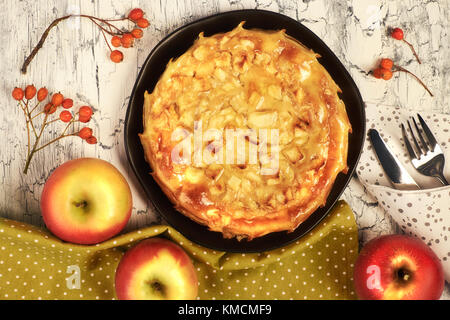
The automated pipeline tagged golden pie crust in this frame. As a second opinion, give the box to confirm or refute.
[140,23,351,240]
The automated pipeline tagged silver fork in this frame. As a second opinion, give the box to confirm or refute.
[401,114,449,186]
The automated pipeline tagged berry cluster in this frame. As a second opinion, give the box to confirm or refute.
[12,86,97,174]
[372,28,432,97]
[107,8,150,63]
[21,8,150,73]
[373,58,394,80]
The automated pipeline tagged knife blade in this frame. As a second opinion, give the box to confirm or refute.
[368,129,420,190]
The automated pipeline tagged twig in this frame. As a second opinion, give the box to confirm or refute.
[29,101,41,115]
[99,26,113,52]
[403,39,421,64]
[393,65,433,97]
[18,102,31,157]
[21,13,128,74]
[44,118,60,126]
[87,16,117,37]
[23,113,48,174]
[61,118,75,137]
[21,15,72,74]
[23,100,38,139]
[102,17,131,22]
[83,15,125,35]
[31,110,45,120]
[34,133,77,153]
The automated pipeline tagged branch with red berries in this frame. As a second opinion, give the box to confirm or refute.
[372,58,433,97]
[12,86,97,174]
[21,8,149,73]
[371,27,432,97]
[390,27,421,64]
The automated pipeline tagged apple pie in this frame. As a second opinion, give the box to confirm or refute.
[140,23,351,240]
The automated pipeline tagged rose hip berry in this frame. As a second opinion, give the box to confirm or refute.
[391,28,404,40]
[79,106,93,123]
[25,85,37,100]
[128,8,144,22]
[51,93,64,106]
[380,58,394,70]
[78,127,93,140]
[136,18,149,28]
[111,36,122,48]
[86,136,98,145]
[62,98,74,109]
[12,87,24,101]
[79,106,93,118]
[372,65,392,81]
[110,50,124,63]
[44,103,57,114]
[372,68,383,79]
[59,110,73,123]
[37,87,48,102]
[131,28,143,39]
[380,68,393,80]
[121,33,134,48]
[79,115,91,123]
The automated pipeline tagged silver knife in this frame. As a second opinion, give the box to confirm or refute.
[368,129,420,190]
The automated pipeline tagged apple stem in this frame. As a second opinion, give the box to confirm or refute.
[74,200,88,209]
[397,268,412,283]
[150,281,165,296]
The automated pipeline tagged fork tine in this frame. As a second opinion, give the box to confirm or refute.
[401,123,417,159]
[417,114,437,150]
[407,120,423,156]
[412,117,429,152]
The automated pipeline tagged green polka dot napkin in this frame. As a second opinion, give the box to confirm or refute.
[0,200,358,300]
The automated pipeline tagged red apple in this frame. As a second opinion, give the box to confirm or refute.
[41,158,132,244]
[354,234,444,300]
[115,238,198,300]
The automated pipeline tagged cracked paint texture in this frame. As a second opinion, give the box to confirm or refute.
[0,0,448,298]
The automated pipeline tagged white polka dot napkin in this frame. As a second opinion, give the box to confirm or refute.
[358,103,450,281]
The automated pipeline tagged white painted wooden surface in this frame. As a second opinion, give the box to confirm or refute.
[1,0,448,298]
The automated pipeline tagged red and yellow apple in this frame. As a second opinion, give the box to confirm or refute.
[115,238,198,300]
[41,158,132,244]
[353,234,444,300]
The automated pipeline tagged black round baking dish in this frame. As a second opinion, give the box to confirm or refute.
[124,9,365,252]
